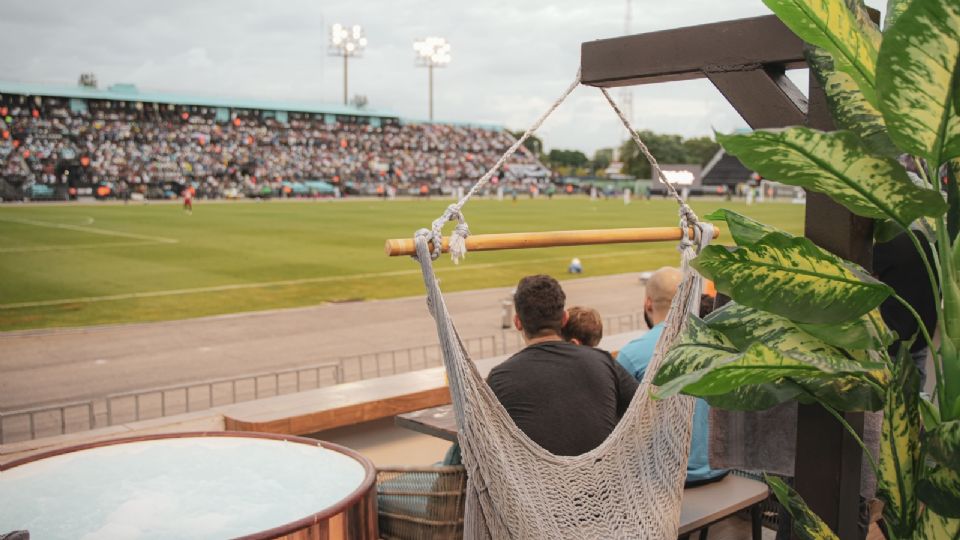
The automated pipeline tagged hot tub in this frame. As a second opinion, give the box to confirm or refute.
[0,432,377,539]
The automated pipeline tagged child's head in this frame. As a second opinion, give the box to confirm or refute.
[562,306,603,347]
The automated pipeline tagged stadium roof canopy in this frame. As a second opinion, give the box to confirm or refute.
[699,148,752,186]
[0,80,399,119]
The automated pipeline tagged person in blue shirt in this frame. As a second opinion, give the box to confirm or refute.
[617,266,728,487]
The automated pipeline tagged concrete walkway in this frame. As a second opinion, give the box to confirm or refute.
[1,272,648,409]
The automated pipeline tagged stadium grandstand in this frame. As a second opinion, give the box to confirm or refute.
[0,81,550,201]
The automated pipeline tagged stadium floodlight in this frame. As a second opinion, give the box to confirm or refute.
[413,37,451,122]
[329,23,368,105]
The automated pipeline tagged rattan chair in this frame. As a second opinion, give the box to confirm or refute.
[376,465,467,540]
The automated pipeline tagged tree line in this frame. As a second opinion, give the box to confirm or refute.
[510,130,719,178]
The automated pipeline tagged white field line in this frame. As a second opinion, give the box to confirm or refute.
[0,248,666,309]
[0,216,179,244]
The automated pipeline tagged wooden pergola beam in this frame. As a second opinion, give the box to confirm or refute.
[581,15,805,87]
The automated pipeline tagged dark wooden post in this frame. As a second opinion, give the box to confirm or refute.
[794,61,872,540]
[581,14,873,537]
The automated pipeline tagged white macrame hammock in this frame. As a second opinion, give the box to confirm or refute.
[411,71,715,539]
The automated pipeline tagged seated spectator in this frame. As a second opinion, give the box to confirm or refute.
[487,275,637,456]
[561,306,603,347]
[617,267,727,486]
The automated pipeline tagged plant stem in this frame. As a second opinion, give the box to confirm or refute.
[811,392,881,478]
[898,162,949,410]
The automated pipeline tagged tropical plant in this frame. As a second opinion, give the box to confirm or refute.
[652,0,960,538]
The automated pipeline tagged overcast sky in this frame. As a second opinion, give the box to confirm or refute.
[0,0,884,155]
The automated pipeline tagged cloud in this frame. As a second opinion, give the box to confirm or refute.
[0,0,884,155]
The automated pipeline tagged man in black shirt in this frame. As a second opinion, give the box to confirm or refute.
[487,275,639,456]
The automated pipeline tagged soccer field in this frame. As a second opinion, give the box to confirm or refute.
[0,198,805,331]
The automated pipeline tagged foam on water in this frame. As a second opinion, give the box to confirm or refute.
[0,437,366,539]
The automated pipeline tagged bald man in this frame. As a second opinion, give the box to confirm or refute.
[616,266,728,486]
[616,266,681,379]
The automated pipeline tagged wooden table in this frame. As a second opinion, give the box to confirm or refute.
[396,404,769,539]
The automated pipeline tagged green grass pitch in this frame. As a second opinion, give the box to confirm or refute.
[0,197,805,331]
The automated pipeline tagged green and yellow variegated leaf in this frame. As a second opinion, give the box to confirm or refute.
[806,46,898,157]
[656,341,845,399]
[803,374,885,411]
[918,467,960,518]
[703,208,784,246]
[915,509,960,540]
[654,316,739,385]
[762,0,879,107]
[877,0,960,168]
[654,307,878,401]
[655,309,882,410]
[705,303,882,369]
[879,352,921,538]
[883,0,910,30]
[692,232,892,324]
[765,475,840,540]
[796,309,894,350]
[927,420,960,469]
[717,128,947,226]
[701,382,805,411]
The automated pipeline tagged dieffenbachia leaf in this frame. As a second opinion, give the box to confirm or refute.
[804,375,885,411]
[918,467,960,519]
[653,307,882,407]
[883,0,909,30]
[692,232,893,324]
[762,0,880,107]
[700,382,805,411]
[806,45,898,158]
[915,509,960,539]
[877,0,960,168]
[765,475,840,540]
[703,208,783,246]
[927,420,960,470]
[879,350,921,538]
[796,309,894,350]
[717,128,947,227]
[653,318,803,409]
[705,303,881,369]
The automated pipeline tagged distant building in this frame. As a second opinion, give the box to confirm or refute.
[699,149,751,189]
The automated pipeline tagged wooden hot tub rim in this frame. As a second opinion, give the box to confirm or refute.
[0,430,377,540]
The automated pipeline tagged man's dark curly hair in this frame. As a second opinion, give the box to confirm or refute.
[514,274,566,338]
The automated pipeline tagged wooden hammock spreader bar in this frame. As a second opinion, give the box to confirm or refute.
[384,226,719,257]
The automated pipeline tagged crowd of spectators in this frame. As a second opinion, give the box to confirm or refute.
[0,94,549,198]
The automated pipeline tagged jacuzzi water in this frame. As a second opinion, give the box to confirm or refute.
[0,436,367,539]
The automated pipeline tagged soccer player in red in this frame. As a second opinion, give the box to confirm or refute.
[183,187,193,214]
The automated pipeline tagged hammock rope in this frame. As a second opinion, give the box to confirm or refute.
[408,72,716,539]
[425,70,702,265]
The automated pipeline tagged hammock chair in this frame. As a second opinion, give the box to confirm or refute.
[388,71,717,539]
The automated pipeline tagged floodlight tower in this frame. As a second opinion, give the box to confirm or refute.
[329,23,368,105]
[414,37,452,122]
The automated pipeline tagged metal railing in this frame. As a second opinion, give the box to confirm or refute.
[104,361,342,425]
[0,313,647,444]
[1,399,97,444]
